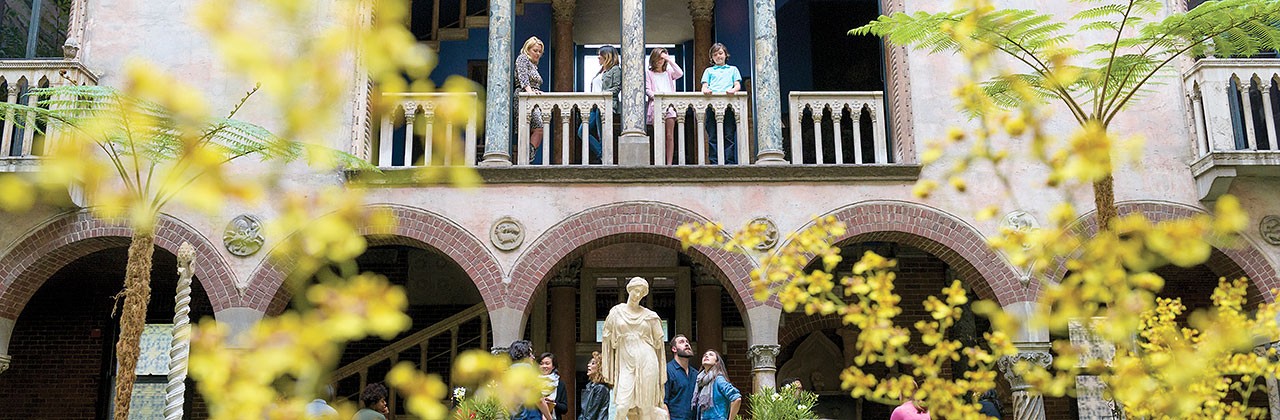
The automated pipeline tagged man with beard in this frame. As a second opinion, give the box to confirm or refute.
[663,334,699,420]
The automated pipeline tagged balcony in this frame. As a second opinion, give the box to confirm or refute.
[354,89,920,185]
[0,60,98,173]
[1183,58,1280,201]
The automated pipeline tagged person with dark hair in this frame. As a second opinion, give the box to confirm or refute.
[537,352,569,420]
[579,351,612,420]
[664,334,698,420]
[977,389,1002,419]
[353,383,389,420]
[508,340,543,420]
[691,350,739,420]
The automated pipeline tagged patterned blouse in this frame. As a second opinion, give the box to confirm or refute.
[515,53,544,129]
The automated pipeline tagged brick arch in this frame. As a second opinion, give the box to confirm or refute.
[506,201,766,315]
[248,204,504,315]
[0,211,239,318]
[1046,200,1280,302]
[796,200,1026,305]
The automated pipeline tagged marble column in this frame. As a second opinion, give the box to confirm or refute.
[748,344,780,392]
[749,0,784,163]
[688,0,714,85]
[997,344,1053,420]
[550,281,577,420]
[552,0,576,93]
[1255,342,1280,420]
[617,0,649,165]
[481,0,517,166]
[695,283,723,354]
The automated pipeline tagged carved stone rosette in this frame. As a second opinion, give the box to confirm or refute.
[491,216,526,251]
[1260,215,1280,246]
[223,214,265,257]
[0,354,10,375]
[749,217,779,251]
[998,350,1053,420]
[688,0,714,22]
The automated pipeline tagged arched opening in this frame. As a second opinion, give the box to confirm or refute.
[523,238,750,420]
[0,246,215,418]
[777,241,997,420]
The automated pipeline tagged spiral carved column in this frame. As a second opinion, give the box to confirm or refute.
[164,242,195,420]
[997,346,1052,420]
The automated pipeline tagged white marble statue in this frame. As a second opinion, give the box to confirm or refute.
[601,277,668,420]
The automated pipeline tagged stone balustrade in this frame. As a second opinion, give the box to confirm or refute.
[376,92,479,167]
[652,92,750,165]
[1181,59,1280,201]
[516,92,615,165]
[788,91,888,165]
[0,60,96,168]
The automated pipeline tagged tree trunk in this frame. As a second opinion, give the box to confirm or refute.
[114,229,156,420]
[1093,174,1118,231]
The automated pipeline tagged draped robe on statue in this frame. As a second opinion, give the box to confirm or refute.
[601,302,667,419]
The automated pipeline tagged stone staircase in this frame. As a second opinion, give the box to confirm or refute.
[421,0,547,50]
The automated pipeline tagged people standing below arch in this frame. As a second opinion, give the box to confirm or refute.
[579,351,612,420]
[690,350,740,420]
[646,47,684,165]
[515,36,547,164]
[663,334,698,420]
[582,45,620,163]
[537,352,569,420]
[699,43,741,165]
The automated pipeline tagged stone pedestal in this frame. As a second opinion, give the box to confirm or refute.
[482,0,516,166]
[748,344,780,392]
[997,344,1053,420]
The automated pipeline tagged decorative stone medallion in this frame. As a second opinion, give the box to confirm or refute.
[1260,215,1280,246]
[223,214,265,257]
[1000,210,1040,249]
[749,217,779,252]
[491,216,525,251]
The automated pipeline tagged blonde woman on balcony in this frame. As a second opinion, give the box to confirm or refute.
[580,45,619,163]
[646,48,683,165]
[516,36,546,164]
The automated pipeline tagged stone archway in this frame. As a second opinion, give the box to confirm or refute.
[0,211,238,318]
[248,204,504,316]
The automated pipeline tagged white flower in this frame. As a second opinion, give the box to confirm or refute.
[798,404,809,411]
[771,393,782,401]
[453,387,467,399]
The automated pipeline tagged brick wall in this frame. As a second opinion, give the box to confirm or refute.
[0,247,213,419]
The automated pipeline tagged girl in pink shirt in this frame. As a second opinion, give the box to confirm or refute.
[890,378,931,420]
[645,48,683,165]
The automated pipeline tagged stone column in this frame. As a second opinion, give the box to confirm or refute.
[748,344,780,392]
[997,344,1053,420]
[617,0,649,165]
[482,0,517,166]
[1255,342,1280,420]
[688,0,714,85]
[749,0,784,164]
[549,281,577,420]
[695,282,723,353]
[552,0,576,93]
[488,307,526,354]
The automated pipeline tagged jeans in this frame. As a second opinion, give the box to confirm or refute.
[580,109,605,162]
[705,107,737,164]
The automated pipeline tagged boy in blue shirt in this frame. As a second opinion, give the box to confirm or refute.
[700,43,742,165]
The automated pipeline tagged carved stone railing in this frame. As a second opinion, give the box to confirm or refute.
[0,60,97,169]
[651,92,750,165]
[517,92,614,165]
[1182,59,1280,200]
[375,92,479,167]
[787,91,888,165]
[329,303,489,415]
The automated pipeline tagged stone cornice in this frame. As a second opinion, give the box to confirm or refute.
[350,164,921,186]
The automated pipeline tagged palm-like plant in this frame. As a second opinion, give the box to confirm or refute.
[0,82,370,419]
[854,0,1280,227]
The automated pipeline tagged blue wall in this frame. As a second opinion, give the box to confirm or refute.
[776,0,813,108]
[429,3,554,88]
[714,0,752,81]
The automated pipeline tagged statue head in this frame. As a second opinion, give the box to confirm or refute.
[626,277,649,302]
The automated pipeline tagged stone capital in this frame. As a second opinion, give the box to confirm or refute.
[747,344,781,370]
[688,0,714,22]
[551,0,576,22]
[998,349,1053,391]
[0,354,10,375]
